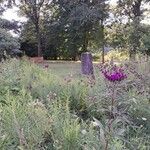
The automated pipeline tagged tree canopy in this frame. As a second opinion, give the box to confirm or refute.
[1,0,150,61]
[0,0,20,60]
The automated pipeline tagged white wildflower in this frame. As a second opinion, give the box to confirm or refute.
[92,121,99,127]
[81,129,87,135]
[142,117,147,121]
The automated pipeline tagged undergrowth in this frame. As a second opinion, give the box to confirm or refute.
[0,58,149,149]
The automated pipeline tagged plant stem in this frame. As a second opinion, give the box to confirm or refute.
[105,83,116,150]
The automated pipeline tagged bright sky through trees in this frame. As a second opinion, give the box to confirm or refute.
[1,0,116,22]
[1,0,150,24]
[2,6,27,22]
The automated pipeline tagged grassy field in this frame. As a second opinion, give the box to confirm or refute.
[41,61,82,76]
[0,58,150,150]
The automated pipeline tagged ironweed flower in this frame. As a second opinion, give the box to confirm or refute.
[101,65,127,82]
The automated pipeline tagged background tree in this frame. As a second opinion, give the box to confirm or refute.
[6,0,150,61]
[20,0,109,60]
[0,28,19,60]
[141,24,150,56]
[50,0,109,60]
[18,0,51,57]
[0,0,20,60]
[20,20,38,56]
[117,0,150,60]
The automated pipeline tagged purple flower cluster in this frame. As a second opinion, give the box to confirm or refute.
[102,66,127,82]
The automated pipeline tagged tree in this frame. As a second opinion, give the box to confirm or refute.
[0,18,19,32]
[117,0,150,60]
[20,0,109,60]
[0,0,16,14]
[18,0,51,56]
[0,0,20,60]
[20,20,38,56]
[51,0,109,61]
[106,23,130,49]
[141,24,150,56]
[0,28,19,61]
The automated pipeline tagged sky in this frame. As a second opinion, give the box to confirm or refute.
[2,6,27,22]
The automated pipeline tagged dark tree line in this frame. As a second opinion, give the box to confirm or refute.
[19,0,109,60]
[1,0,150,61]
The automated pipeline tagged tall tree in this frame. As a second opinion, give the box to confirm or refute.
[117,0,150,60]
[0,0,20,60]
[18,0,51,56]
[52,0,109,61]
[141,24,150,56]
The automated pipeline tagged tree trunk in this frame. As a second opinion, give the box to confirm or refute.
[54,53,57,60]
[100,10,105,63]
[101,23,105,63]
[129,0,142,61]
[37,34,42,57]
[82,29,89,52]
[35,24,42,57]
[129,19,140,61]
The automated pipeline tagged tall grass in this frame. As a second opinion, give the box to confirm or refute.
[0,58,150,149]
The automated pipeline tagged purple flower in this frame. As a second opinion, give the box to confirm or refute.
[102,66,127,82]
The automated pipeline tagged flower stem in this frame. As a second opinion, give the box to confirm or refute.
[105,83,116,150]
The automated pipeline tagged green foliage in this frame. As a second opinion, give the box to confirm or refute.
[59,82,88,118]
[0,2,20,61]
[49,100,81,150]
[0,89,52,149]
[0,1,20,61]
[113,0,150,59]
[106,23,130,49]
[20,0,109,59]
[0,58,62,99]
[105,49,129,61]
[0,28,19,60]
[0,58,150,149]
[0,59,103,149]
[141,25,150,55]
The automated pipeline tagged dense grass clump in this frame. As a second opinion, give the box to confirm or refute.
[0,58,150,149]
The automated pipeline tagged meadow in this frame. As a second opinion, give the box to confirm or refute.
[0,58,150,150]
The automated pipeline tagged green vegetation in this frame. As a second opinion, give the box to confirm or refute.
[1,0,150,61]
[0,0,150,149]
[0,58,149,149]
